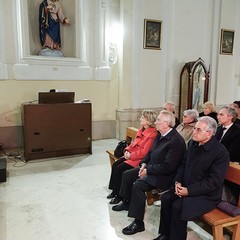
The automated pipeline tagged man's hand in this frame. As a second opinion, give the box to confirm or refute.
[138,166,147,178]
[175,182,188,197]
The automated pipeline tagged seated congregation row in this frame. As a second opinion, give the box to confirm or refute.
[107,101,240,240]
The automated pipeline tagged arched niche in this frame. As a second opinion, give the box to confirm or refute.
[14,0,112,80]
[179,58,209,119]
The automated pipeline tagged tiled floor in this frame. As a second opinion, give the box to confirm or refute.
[0,139,230,240]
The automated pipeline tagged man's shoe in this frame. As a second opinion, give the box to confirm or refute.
[122,220,145,235]
[112,201,129,211]
[153,234,168,240]
[107,192,115,199]
[109,195,122,204]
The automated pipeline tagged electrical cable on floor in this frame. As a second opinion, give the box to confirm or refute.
[1,146,27,167]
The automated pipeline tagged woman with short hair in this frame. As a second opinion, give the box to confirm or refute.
[176,109,199,145]
[107,110,158,204]
[199,101,218,123]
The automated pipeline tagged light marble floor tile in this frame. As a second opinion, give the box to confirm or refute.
[0,139,231,240]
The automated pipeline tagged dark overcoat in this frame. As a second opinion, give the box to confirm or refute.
[215,124,240,162]
[175,137,229,220]
[140,129,186,191]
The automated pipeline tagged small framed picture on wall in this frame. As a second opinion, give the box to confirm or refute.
[220,29,234,55]
[143,19,162,50]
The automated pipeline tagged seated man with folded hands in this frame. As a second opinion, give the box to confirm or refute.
[111,110,186,236]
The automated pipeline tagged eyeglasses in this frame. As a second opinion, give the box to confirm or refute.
[193,127,209,133]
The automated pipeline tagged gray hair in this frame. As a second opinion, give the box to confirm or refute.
[197,116,218,135]
[159,110,176,128]
[219,106,238,122]
[163,101,176,113]
[142,110,158,127]
[183,109,199,122]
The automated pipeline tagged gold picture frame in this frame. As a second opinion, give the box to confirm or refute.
[220,29,234,55]
[143,19,162,50]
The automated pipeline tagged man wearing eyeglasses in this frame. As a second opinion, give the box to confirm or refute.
[154,116,229,240]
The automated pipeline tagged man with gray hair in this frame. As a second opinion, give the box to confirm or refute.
[163,101,180,127]
[216,106,240,205]
[112,110,186,235]
[216,106,240,163]
[154,116,229,240]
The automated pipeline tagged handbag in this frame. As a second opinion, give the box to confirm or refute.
[114,140,128,158]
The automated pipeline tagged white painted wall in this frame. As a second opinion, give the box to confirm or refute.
[0,0,240,146]
[216,0,240,104]
[131,0,240,108]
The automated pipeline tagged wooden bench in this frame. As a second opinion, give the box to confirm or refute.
[106,127,138,166]
[146,189,168,206]
[201,162,240,240]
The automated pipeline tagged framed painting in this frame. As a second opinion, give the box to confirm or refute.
[220,29,234,55]
[143,19,162,50]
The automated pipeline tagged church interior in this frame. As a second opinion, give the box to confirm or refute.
[0,0,240,239]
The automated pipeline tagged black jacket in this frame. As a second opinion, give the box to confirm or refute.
[140,129,186,190]
[199,111,218,123]
[215,124,240,162]
[174,138,229,220]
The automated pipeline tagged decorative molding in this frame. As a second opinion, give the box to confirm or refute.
[0,64,8,80]
[95,0,108,67]
[94,0,112,80]
[95,66,111,81]
[14,63,92,81]
[14,0,111,80]
[0,2,8,79]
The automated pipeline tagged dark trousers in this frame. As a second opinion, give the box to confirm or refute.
[128,178,155,220]
[225,179,240,203]
[119,167,140,201]
[108,158,133,195]
[159,190,188,240]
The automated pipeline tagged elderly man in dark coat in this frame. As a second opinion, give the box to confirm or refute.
[216,106,240,163]
[112,110,186,235]
[154,116,229,240]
